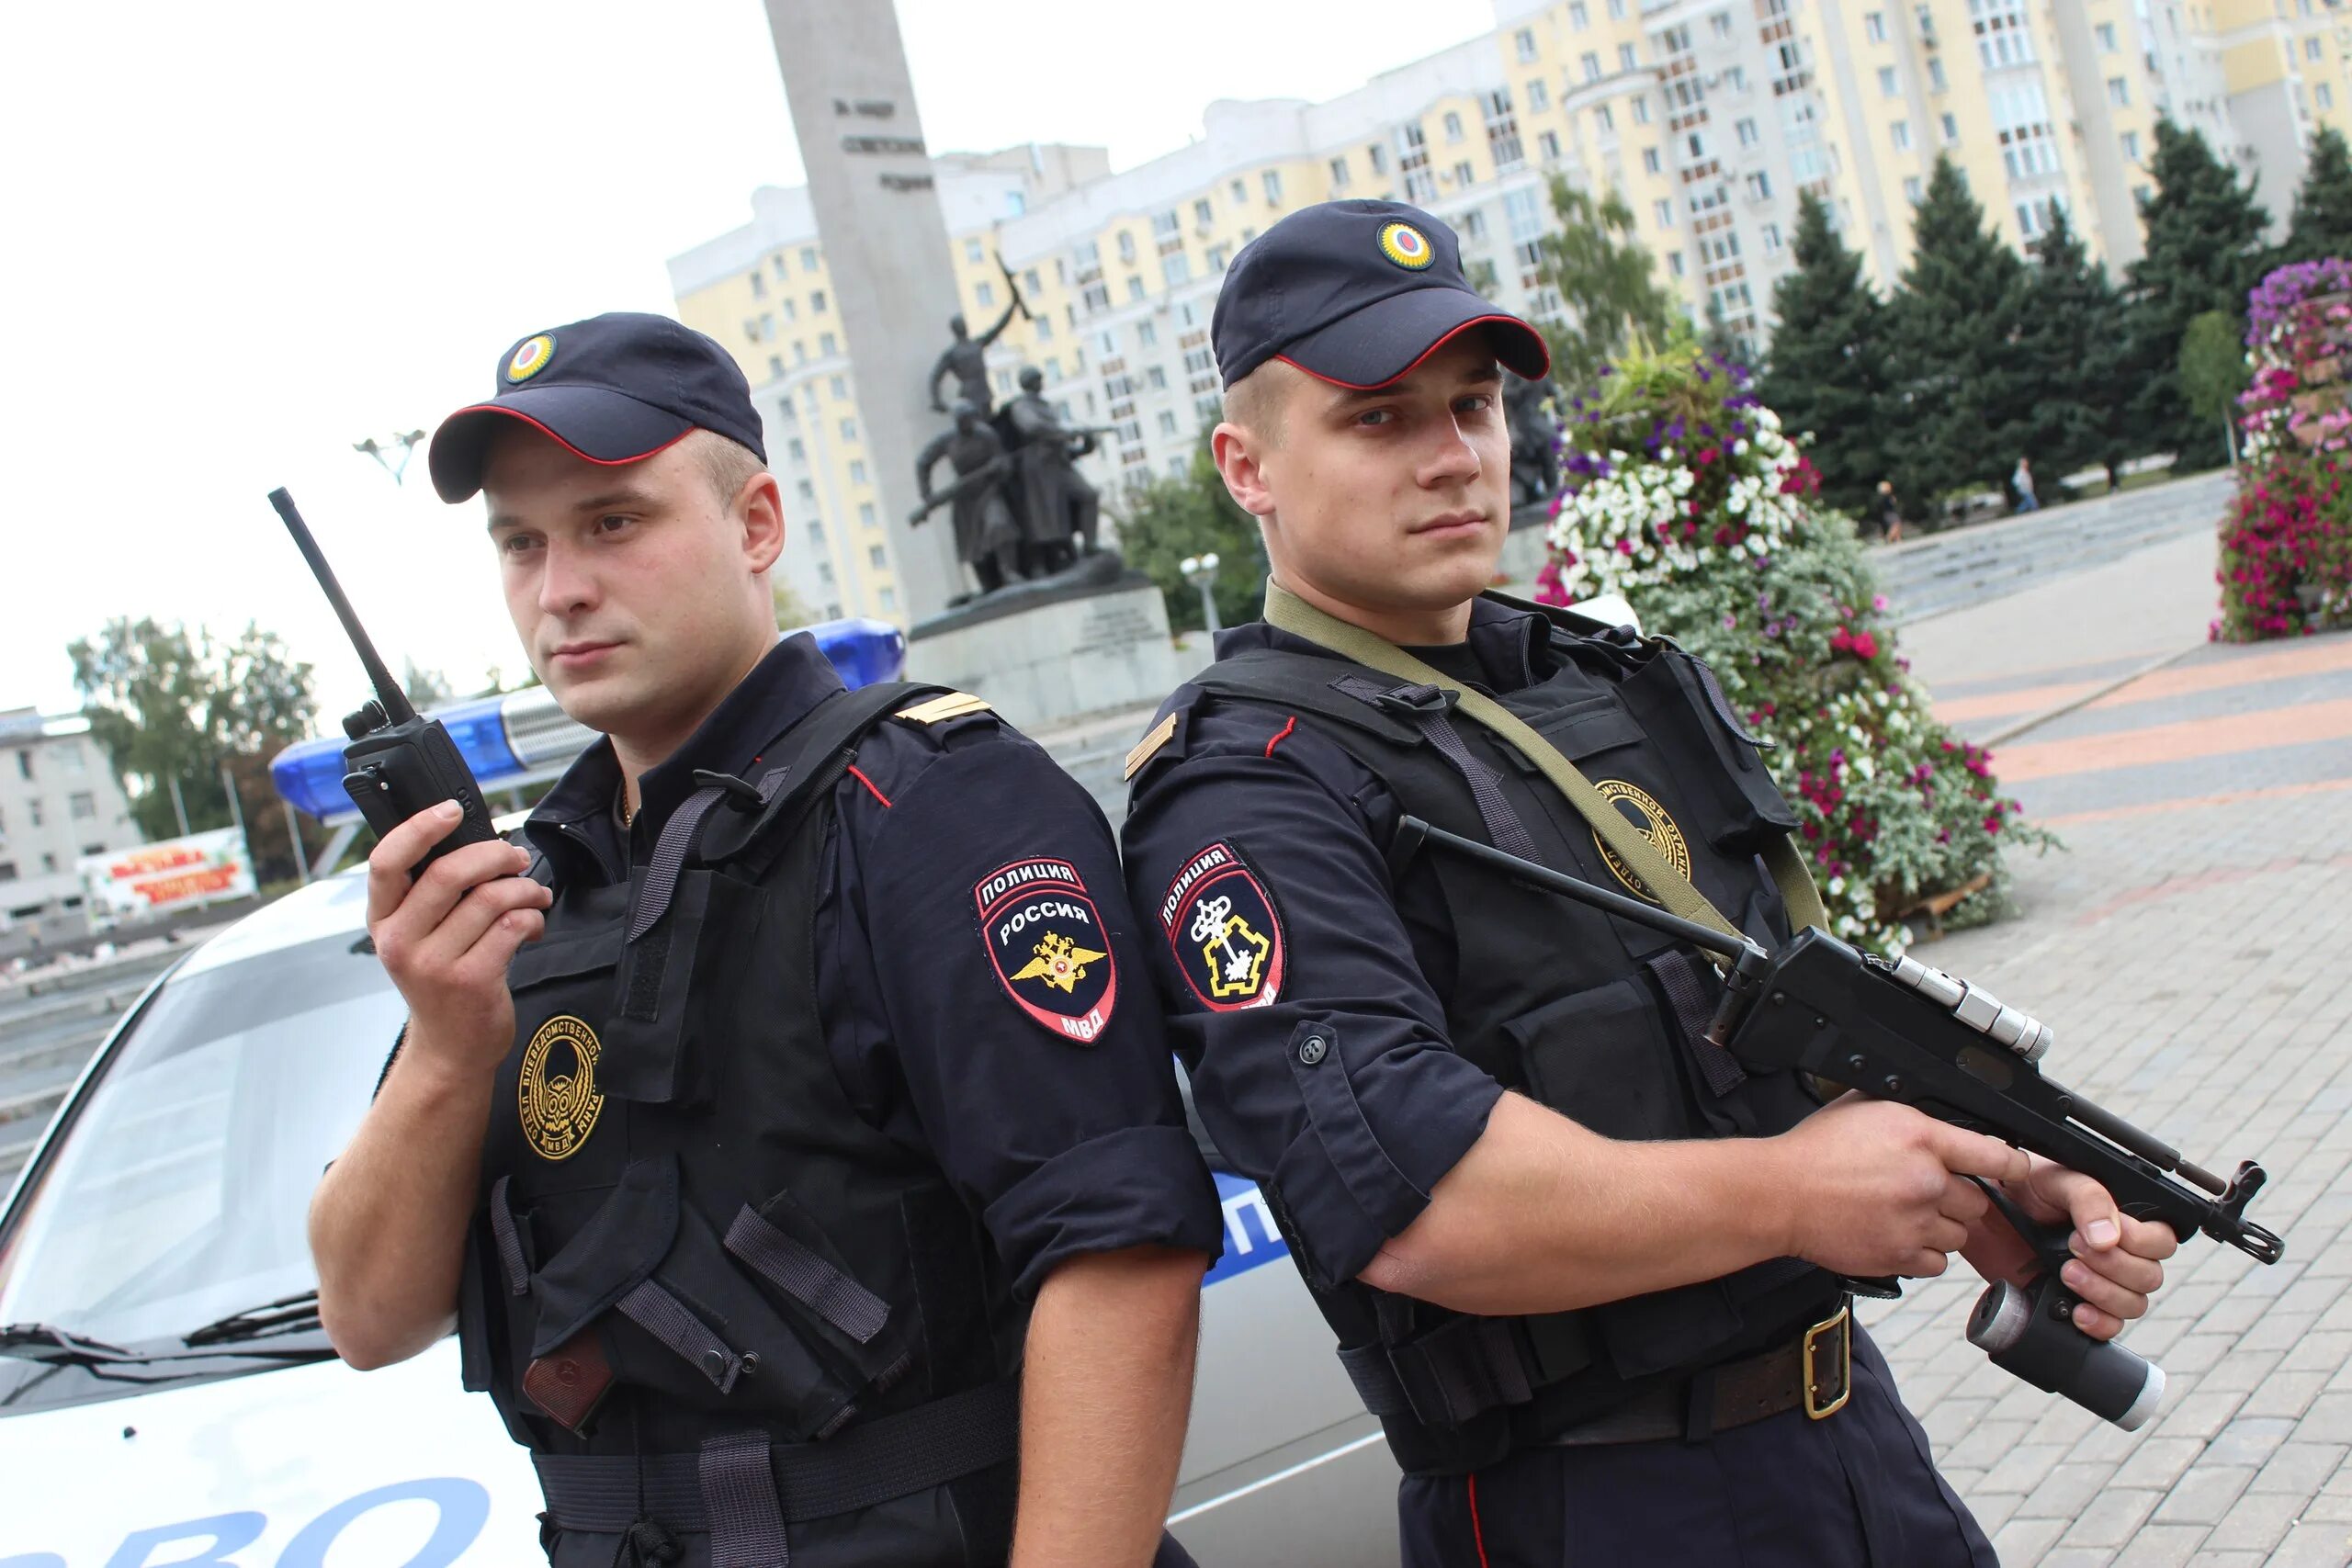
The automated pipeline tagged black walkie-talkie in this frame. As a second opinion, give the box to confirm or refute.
[269,487,502,870]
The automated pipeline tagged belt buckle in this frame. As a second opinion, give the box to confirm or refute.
[1802,1303,1851,1420]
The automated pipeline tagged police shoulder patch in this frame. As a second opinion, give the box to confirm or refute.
[1159,840,1285,1011]
[974,858,1118,1044]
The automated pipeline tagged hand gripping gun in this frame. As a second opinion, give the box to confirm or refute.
[1392,816,2285,1430]
[269,488,501,872]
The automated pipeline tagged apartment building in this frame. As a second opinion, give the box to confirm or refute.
[0,709,141,947]
[674,0,2352,627]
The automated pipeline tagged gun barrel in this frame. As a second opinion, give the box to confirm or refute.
[268,489,416,726]
[2052,1086,2227,1195]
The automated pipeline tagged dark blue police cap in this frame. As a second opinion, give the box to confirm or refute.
[428,311,765,503]
[1212,199,1550,390]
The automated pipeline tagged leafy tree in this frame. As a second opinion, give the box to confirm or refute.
[2179,309,2252,463]
[1882,155,2034,516]
[1111,437,1265,634]
[1759,190,1891,516]
[67,617,317,880]
[1531,177,1682,389]
[2011,203,2132,490]
[401,658,454,711]
[2122,118,2274,468]
[2282,126,2352,267]
[772,580,820,630]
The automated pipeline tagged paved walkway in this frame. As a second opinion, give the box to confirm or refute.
[1871,530,2352,1566]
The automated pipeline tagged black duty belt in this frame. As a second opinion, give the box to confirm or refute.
[532,1379,1018,1536]
[1545,1301,1852,1447]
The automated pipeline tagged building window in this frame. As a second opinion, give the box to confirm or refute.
[1866,10,1886,40]
[1262,169,1284,204]
[2096,21,2118,50]
[1127,276,1148,302]
[1444,111,1464,141]
[2121,129,2141,160]
[868,545,888,570]
[1117,231,1137,264]
[1762,221,1783,252]
[797,479,816,503]
[1711,11,1733,37]
[1942,112,1961,143]
[800,245,819,272]
[1632,96,1652,125]
[975,280,996,310]
[1329,155,1351,187]
[2321,83,2336,110]
[1973,0,2035,69]
[1745,170,1772,199]
[1736,117,1759,147]
[749,271,766,298]
[820,332,838,355]
[1879,65,1899,96]
[841,418,858,442]
[849,459,867,484]
[1655,197,1676,227]
[1619,43,1639,70]
[767,354,785,379]
[1453,159,1476,186]
[1035,314,1054,341]
[69,791,96,819]
[2108,75,2130,107]
[1539,129,1562,161]
[855,502,878,528]
[1892,118,1912,151]
[1905,175,1924,202]
[1515,25,1539,60]
[2308,36,2324,62]
[1667,252,1685,276]
[1528,79,1551,113]
[15,751,29,780]
[1928,56,1948,90]
[1369,142,1389,174]
[1598,104,1616,134]
[877,588,897,614]
[1643,146,1663,173]
[1582,51,1603,81]
[1136,320,1159,347]
[965,238,984,265]
[1230,178,1248,204]
[1162,252,1192,287]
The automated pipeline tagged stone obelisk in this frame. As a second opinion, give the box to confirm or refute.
[763,0,967,621]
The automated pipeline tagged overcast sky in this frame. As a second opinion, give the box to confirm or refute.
[2,1,1493,720]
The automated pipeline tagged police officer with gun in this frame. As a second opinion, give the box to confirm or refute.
[1119,202,2179,1565]
[308,312,1223,1567]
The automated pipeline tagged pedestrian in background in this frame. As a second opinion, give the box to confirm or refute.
[2013,456,2041,513]
[1871,479,1907,543]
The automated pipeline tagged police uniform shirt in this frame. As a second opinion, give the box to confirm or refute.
[499,634,1226,1299]
[1119,599,1577,1289]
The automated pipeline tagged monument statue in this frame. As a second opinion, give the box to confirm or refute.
[1003,366,1107,575]
[910,402,1023,595]
[927,261,1027,415]
[1505,368,1563,511]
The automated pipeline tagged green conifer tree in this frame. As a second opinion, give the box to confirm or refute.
[1758,190,1889,517]
[2011,203,2131,491]
[2283,126,2352,266]
[1882,155,2033,519]
[2122,118,2274,468]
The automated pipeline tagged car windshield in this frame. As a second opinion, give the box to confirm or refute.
[0,922,400,1353]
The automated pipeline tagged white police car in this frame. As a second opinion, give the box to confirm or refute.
[0,623,1397,1566]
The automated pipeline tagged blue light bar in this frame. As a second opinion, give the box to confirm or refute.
[270,618,908,821]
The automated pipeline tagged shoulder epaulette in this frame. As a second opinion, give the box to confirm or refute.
[1123,712,1180,781]
[893,690,992,725]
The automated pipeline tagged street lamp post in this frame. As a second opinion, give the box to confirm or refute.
[1180,551,1223,637]
[353,429,430,486]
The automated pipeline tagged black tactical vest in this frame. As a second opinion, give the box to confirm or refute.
[1181,603,1840,1475]
[456,682,1023,1565]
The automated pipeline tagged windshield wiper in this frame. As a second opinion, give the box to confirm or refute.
[182,1290,322,1348]
[0,1311,325,1371]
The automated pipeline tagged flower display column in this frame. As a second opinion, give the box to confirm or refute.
[1535,346,2049,954]
[2221,261,2352,639]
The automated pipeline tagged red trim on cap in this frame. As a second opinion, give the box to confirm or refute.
[444,405,697,470]
[1277,313,1552,390]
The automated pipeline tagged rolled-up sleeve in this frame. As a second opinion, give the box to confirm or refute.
[830,726,1223,1301]
[1123,703,1504,1291]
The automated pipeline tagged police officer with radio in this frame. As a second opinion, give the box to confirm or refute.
[1119,203,2177,1565]
[309,313,1222,1568]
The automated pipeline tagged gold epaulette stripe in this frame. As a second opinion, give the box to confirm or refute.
[896,691,993,725]
[1123,712,1180,781]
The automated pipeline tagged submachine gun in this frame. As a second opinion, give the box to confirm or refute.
[1392,816,2286,1431]
[268,487,501,871]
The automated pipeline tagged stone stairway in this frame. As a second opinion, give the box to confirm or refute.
[1872,470,2233,626]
